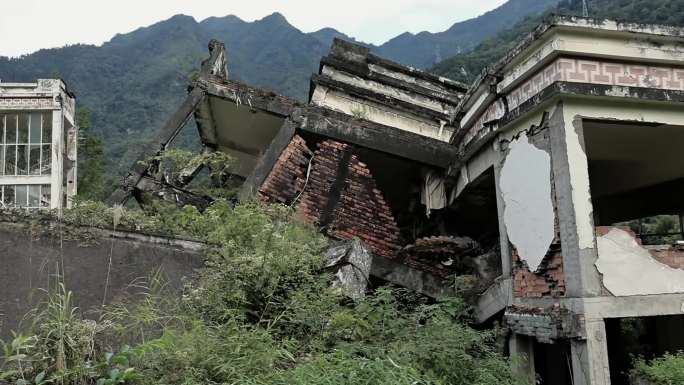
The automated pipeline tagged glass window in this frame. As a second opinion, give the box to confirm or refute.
[18,114,29,144]
[15,185,27,207]
[42,112,52,143]
[29,145,41,175]
[41,145,51,175]
[2,185,14,208]
[16,145,27,175]
[6,115,16,144]
[28,185,40,208]
[0,113,52,178]
[40,185,51,208]
[5,145,15,175]
[29,113,41,144]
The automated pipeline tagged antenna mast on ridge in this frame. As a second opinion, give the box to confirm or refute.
[582,0,589,17]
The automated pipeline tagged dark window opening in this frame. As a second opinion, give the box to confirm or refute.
[585,120,684,245]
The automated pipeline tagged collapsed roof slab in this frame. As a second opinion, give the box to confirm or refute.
[109,39,461,208]
[194,76,460,183]
[310,38,465,142]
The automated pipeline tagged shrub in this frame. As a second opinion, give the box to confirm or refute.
[633,352,684,385]
[1,201,526,385]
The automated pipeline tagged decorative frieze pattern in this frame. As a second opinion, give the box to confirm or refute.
[0,97,56,110]
[461,57,684,150]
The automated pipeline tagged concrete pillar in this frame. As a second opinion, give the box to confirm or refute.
[65,122,78,209]
[509,334,536,384]
[493,150,513,303]
[547,102,602,297]
[50,109,64,213]
[571,318,611,385]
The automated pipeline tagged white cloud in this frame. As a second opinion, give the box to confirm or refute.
[0,0,507,57]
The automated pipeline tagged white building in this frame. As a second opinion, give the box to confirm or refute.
[0,79,78,211]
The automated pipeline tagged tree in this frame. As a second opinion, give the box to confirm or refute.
[76,107,106,201]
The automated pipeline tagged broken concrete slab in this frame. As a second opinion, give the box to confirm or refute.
[325,238,373,299]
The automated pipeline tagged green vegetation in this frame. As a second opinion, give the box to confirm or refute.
[431,0,684,84]
[617,215,682,245]
[139,148,239,200]
[76,108,106,201]
[0,200,526,385]
[633,352,684,385]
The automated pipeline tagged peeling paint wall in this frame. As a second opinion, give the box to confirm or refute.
[596,227,684,296]
[562,110,595,250]
[500,132,555,271]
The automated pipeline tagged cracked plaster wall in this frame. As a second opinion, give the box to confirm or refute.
[596,227,684,296]
[500,132,555,272]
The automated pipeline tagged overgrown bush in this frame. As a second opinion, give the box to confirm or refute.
[0,201,527,385]
[633,352,684,385]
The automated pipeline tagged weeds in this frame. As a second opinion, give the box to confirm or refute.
[1,201,527,385]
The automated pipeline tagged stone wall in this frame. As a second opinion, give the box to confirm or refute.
[0,223,203,337]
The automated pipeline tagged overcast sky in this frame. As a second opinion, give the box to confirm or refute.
[0,0,507,57]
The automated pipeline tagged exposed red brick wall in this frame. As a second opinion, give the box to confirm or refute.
[259,136,402,259]
[258,135,311,204]
[650,248,684,269]
[513,247,565,298]
[297,140,402,258]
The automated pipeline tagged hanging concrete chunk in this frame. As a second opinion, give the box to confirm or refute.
[325,238,372,299]
[500,132,555,272]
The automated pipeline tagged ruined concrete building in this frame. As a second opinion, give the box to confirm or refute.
[0,79,78,210]
[110,16,684,385]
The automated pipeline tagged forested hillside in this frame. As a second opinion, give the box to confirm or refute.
[0,13,331,189]
[0,0,560,194]
[431,0,684,84]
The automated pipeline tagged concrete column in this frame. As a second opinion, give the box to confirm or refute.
[493,150,512,288]
[570,318,611,385]
[65,122,78,209]
[50,109,64,213]
[509,334,536,384]
[547,102,601,298]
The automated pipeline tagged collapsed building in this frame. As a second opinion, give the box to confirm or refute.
[105,15,684,385]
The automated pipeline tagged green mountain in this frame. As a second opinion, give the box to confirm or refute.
[374,0,560,68]
[0,0,562,187]
[431,0,684,84]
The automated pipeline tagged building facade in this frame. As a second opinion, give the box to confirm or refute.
[0,79,78,211]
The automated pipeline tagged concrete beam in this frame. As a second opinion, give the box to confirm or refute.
[294,107,459,168]
[108,87,207,205]
[473,278,511,324]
